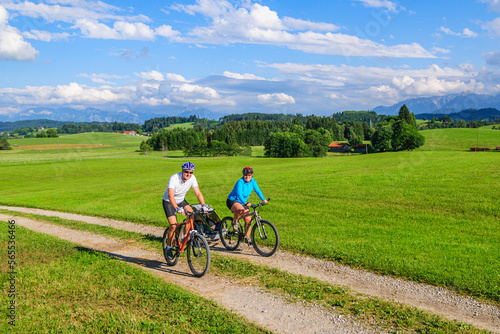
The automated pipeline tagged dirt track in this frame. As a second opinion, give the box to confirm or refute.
[1,205,499,333]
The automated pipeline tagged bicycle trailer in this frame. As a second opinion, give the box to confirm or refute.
[191,204,223,240]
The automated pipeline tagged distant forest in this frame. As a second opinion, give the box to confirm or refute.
[415,108,500,122]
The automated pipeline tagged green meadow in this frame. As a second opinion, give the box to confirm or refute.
[0,226,268,333]
[1,128,499,305]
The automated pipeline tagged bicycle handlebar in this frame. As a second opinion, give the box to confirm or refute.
[184,208,207,216]
[249,198,271,209]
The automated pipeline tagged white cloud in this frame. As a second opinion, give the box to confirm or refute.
[392,77,484,96]
[136,70,165,81]
[0,5,39,61]
[282,17,340,32]
[22,30,71,42]
[0,83,132,105]
[166,73,190,82]
[73,19,156,40]
[139,97,171,106]
[350,0,399,12]
[258,93,295,105]
[173,0,433,58]
[77,73,126,85]
[1,1,146,24]
[439,26,478,38]
[0,106,20,116]
[478,0,500,13]
[223,71,266,80]
[156,25,181,39]
[481,17,500,36]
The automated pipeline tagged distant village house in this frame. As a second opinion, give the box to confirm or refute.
[329,142,350,153]
[123,131,138,136]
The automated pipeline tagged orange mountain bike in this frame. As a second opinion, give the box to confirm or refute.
[162,208,211,277]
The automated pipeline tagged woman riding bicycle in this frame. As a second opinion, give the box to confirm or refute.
[226,167,268,244]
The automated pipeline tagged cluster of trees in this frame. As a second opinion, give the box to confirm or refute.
[36,128,58,138]
[419,116,500,130]
[58,122,141,134]
[371,105,425,152]
[0,138,11,150]
[143,107,425,157]
[143,116,198,132]
[264,128,331,157]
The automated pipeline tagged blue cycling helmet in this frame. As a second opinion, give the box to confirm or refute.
[182,162,195,170]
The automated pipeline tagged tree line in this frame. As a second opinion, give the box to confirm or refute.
[58,122,141,134]
[419,116,500,130]
[143,106,425,157]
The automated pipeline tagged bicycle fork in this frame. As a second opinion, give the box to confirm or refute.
[255,218,268,240]
[189,230,204,257]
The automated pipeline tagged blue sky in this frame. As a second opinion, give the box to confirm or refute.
[1,0,500,118]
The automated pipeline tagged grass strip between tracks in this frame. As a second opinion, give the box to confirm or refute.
[0,209,491,334]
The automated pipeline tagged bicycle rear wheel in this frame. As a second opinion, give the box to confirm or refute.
[187,233,211,277]
[251,220,279,257]
[162,227,180,266]
[219,216,241,251]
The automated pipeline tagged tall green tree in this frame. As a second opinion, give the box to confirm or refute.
[371,125,393,152]
[304,129,330,157]
[0,138,11,150]
[264,132,310,158]
[398,104,417,128]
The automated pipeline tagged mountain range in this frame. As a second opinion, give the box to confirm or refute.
[372,92,500,115]
[0,106,225,124]
[2,92,500,125]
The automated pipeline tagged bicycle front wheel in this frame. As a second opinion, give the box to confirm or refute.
[219,216,241,251]
[187,233,211,277]
[162,227,180,266]
[251,220,279,257]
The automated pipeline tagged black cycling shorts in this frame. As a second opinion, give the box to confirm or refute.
[226,198,248,211]
[163,199,189,218]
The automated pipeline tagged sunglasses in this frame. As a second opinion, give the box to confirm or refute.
[183,171,194,174]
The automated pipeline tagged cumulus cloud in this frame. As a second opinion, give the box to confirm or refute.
[0,5,39,61]
[77,73,126,85]
[439,26,478,38]
[478,0,500,13]
[350,0,400,12]
[1,1,145,24]
[156,25,181,39]
[166,73,190,82]
[223,71,266,80]
[22,30,71,42]
[258,93,295,105]
[481,17,500,36]
[136,70,165,81]
[73,19,156,40]
[0,83,132,106]
[173,0,432,58]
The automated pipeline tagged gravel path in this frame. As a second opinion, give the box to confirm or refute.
[1,213,381,334]
[1,205,499,333]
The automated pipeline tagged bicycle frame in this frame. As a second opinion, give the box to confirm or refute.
[236,201,266,237]
[171,211,199,253]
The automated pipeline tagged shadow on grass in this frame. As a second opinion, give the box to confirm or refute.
[75,246,193,278]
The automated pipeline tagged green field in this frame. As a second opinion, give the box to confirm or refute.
[0,226,267,333]
[1,128,499,305]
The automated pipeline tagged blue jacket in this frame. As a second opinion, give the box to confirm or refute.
[228,178,265,205]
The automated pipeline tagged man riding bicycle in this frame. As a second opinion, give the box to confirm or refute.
[163,162,208,260]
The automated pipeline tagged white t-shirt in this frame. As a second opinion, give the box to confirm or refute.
[162,172,199,204]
